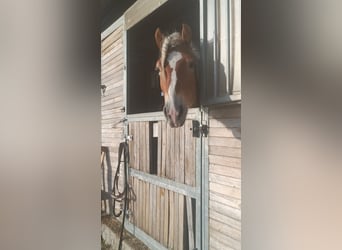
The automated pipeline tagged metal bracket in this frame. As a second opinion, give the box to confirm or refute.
[126,135,133,141]
[191,120,209,137]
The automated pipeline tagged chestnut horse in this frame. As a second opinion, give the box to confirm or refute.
[154,24,198,128]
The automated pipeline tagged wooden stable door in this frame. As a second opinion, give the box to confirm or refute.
[126,109,204,250]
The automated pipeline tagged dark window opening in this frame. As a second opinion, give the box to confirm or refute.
[127,0,200,114]
[149,122,158,175]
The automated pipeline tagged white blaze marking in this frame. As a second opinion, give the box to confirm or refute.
[167,51,182,107]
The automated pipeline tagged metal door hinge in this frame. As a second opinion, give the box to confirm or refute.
[191,120,209,137]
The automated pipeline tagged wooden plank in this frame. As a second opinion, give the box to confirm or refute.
[155,185,161,242]
[141,180,145,231]
[161,121,167,178]
[131,177,136,225]
[210,182,241,200]
[164,190,169,246]
[209,137,241,148]
[210,192,241,211]
[101,107,124,116]
[210,229,237,250]
[102,43,123,64]
[209,220,241,246]
[102,55,124,73]
[179,122,185,184]
[102,53,124,70]
[101,74,124,89]
[102,37,123,57]
[101,47,124,66]
[101,58,124,77]
[101,52,123,68]
[209,146,241,158]
[170,126,175,181]
[129,124,135,169]
[145,182,150,234]
[136,179,141,228]
[153,184,157,239]
[140,122,144,172]
[101,25,123,50]
[209,118,241,128]
[209,199,241,221]
[209,155,241,168]
[159,187,164,244]
[209,173,241,189]
[174,126,179,183]
[209,209,241,231]
[208,127,241,138]
[135,122,139,170]
[173,192,179,248]
[165,123,171,179]
[184,120,195,186]
[102,44,123,68]
[157,121,162,177]
[125,0,168,29]
[149,183,153,237]
[186,197,195,250]
[168,191,174,249]
[101,62,124,83]
[140,180,144,230]
[101,96,123,107]
[101,80,124,92]
[178,194,184,250]
[102,34,122,55]
[176,126,184,249]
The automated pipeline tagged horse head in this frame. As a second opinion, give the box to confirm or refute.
[154,24,198,128]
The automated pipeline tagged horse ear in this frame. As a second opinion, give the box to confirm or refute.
[154,27,163,49]
[181,24,192,43]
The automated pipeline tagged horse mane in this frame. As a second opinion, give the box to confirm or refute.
[160,31,199,71]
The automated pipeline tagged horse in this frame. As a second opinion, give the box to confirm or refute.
[154,24,198,128]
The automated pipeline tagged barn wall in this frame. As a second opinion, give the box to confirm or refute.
[101,1,241,249]
[101,20,125,214]
[208,104,241,250]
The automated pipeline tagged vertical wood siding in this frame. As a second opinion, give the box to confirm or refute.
[208,104,241,250]
[128,120,196,185]
[101,22,125,214]
[128,119,197,249]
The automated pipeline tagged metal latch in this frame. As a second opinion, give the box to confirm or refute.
[191,120,209,137]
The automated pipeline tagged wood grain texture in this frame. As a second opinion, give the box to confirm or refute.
[101,23,124,214]
[125,0,168,29]
[208,103,241,250]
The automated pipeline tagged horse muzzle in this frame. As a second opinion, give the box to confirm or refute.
[163,102,188,128]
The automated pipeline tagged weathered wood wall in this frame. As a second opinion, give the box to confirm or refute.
[129,120,196,185]
[101,21,125,214]
[128,119,197,249]
[208,104,241,250]
[101,1,241,249]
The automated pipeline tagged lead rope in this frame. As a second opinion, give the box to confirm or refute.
[112,141,130,250]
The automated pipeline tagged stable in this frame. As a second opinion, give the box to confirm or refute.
[101,0,241,249]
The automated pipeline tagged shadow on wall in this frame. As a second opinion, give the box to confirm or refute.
[101,146,113,215]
